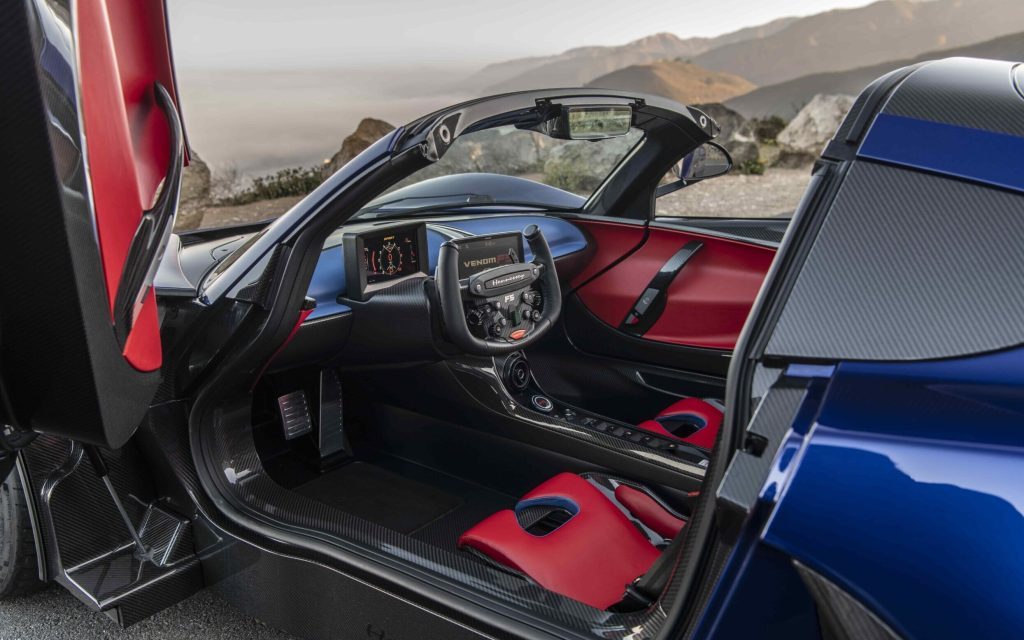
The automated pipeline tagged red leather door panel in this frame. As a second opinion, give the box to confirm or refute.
[568,219,647,288]
[575,225,775,351]
[78,0,182,371]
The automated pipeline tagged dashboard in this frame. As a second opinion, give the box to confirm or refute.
[305,215,589,321]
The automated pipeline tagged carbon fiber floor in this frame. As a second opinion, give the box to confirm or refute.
[295,452,515,549]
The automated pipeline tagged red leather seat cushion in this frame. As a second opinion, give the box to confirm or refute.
[636,397,722,450]
[458,473,660,610]
[614,484,686,539]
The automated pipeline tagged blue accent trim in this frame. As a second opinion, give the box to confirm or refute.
[305,245,352,320]
[785,363,836,379]
[859,114,1024,194]
[426,228,446,274]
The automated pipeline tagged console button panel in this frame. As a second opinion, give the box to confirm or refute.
[499,354,709,468]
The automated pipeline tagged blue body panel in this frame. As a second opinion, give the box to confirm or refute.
[762,347,1024,639]
[859,113,1024,195]
[305,245,349,320]
[304,215,586,320]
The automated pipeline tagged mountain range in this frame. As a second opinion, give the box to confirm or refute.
[585,61,756,105]
[463,0,1024,120]
[726,30,1024,119]
[691,0,1024,85]
[462,19,797,94]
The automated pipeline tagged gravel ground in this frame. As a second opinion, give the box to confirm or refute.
[657,167,813,218]
[0,586,297,640]
[187,167,813,231]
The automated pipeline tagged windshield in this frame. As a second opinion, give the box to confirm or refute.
[355,125,644,219]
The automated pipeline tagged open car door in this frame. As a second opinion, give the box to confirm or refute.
[0,0,184,450]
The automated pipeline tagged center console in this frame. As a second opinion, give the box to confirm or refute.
[498,353,710,468]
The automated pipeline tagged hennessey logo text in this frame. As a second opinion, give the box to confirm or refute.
[486,273,528,287]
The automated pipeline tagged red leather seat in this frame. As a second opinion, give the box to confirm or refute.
[458,473,685,610]
[635,397,723,450]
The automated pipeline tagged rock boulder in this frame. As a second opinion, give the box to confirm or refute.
[777,94,854,156]
[325,118,396,176]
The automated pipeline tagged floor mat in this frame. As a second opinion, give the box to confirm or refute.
[364,452,517,549]
[296,454,516,548]
[296,462,462,534]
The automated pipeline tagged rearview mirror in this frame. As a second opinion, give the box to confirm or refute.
[565,106,633,140]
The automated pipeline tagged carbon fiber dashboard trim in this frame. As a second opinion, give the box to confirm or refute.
[766,162,1024,361]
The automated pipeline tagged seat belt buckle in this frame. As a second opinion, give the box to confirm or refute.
[613,577,655,612]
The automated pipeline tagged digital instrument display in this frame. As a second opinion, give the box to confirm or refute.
[456,232,525,278]
[362,228,421,284]
[343,223,429,301]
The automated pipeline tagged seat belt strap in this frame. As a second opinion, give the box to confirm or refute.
[611,529,686,611]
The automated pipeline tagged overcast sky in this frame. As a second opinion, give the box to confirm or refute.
[168,0,878,70]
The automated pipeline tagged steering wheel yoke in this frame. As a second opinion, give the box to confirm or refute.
[436,225,562,355]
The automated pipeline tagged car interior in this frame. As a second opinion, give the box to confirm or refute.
[165,98,789,636]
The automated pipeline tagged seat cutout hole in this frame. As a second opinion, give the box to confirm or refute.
[657,415,705,438]
[515,496,579,536]
[522,507,574,536]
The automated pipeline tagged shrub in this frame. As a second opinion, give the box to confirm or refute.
[219,165,323,205]
[542,160,603,194]
[750,116,787,144]
[737,159,765,175]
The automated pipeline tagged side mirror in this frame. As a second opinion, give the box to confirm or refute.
[656,142,733,198]
[681,142,732,181]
